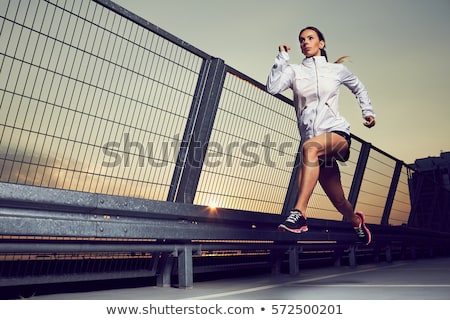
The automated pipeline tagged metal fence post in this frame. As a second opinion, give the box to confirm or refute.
[167,58,227,203]
[288,246,300,275]
[381,161,403,225]
[177,245,193,289]
[348,141,371,209]
[281,146,302,216]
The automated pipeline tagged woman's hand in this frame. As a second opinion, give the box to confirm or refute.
[278,44,291,52]
[364,115,376,128]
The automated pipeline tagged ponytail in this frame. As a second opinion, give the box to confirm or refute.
[334,55,350,64]
[320,48,328,62]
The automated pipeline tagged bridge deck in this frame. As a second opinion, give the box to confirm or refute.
[27,257,450,300]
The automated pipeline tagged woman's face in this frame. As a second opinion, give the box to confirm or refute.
[299,29,325,58]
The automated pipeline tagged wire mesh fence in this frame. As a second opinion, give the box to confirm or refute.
[0,0,202,201]
[0,0,412,222]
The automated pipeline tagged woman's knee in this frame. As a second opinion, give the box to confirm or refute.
[302,140,323,165]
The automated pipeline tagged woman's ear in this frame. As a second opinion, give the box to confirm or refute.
[319,40,325,49]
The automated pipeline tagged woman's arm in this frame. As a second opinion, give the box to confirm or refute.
[266,48,294,95]
[340,65,376,127]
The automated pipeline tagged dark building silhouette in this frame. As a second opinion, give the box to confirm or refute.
[409,152,450,232]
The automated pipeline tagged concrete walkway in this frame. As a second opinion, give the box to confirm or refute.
[28,257,450,300]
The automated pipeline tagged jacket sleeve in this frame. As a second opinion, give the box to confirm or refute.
[266,51,294,95]
[340,65,376,119]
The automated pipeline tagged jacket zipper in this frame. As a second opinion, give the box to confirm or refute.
[312,57,320,137]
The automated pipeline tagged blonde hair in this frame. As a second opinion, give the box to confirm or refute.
[334,55,350,64]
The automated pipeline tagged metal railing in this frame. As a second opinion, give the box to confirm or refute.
[0,0,412,223]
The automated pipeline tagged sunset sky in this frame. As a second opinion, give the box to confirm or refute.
[114,0,450,164]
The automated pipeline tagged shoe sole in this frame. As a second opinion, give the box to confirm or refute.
[355,211,372,245]
[278,224,308,233]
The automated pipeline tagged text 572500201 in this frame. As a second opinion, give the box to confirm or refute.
[270,304,343,315]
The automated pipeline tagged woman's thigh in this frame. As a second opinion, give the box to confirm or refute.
[302,132,349,161]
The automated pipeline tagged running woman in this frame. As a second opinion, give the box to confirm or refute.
[266,26,375,245]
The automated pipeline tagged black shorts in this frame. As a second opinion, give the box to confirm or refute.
[319,131,351,168]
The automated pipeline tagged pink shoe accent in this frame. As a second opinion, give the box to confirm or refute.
[355,211,372,245]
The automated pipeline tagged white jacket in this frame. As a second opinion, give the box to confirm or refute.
[267,52,375,141]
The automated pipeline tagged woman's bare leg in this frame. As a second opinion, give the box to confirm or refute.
[318,162,360,227]
[318,161,372,244]
[286,132,370,242]
[293,132,349,217]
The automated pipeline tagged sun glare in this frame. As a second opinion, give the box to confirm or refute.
[208,202,218,210]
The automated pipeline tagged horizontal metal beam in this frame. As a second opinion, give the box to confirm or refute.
[0,242,201,254]
[0,270,157,288]
[93,0,211,59]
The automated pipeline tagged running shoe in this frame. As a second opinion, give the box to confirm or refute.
[278,209,308,233]
[354,211,372,245]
